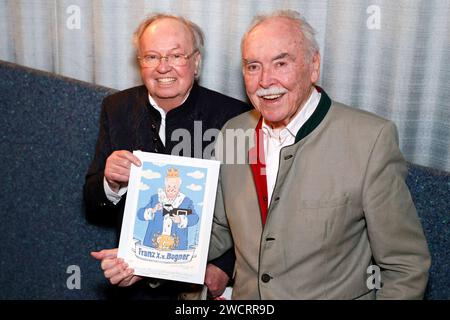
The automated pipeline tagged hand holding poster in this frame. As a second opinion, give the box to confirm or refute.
[118,151,220,284]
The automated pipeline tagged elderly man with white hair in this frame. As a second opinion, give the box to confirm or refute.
[208,10,430,300]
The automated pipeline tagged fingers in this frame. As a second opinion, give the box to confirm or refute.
[104,259,142,287]
[116,273,143,287]
[120,151,142,167]
[108,150,142,168]
[112,272,134,286]
[91,248,142,287]
[125,275,143,287]
[90,248,118,260]
[204,263,230,298]
[104,150,142,187]
[98,256,134,286]
[104,258,130,282]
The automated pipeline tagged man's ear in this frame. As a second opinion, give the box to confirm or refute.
[310,52,321,83]
[194,52,201,77]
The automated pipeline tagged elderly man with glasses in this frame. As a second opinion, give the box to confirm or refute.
[85,13,250,299]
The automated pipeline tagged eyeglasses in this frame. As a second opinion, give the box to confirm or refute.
[138,50,198,68]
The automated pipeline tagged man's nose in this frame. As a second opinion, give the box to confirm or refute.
[259,66,276,89]
[156,57,172,73]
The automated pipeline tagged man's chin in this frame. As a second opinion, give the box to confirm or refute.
[260,112,289,127]
[260,109,280,120]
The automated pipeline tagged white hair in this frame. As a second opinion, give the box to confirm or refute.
[241,10,320,62]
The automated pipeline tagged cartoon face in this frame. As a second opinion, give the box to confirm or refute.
[165,176,181,199]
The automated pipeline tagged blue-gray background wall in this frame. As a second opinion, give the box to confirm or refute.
[0,61,117,299]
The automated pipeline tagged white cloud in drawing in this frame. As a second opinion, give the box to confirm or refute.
[186,170,205,179]
[141,169,161,180]
[139,182,150,191]
[186,184,202,191]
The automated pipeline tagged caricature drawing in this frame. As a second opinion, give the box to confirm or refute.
[137,168,199,251]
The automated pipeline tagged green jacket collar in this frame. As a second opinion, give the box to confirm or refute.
[295,87,332,143]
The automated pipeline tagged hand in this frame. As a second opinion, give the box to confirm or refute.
[90,248,143,287]
[204,263,230,298]
[170,215,181,224]
[104,150,141,193]
[152,203,162,213]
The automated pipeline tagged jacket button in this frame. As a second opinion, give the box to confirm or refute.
[284,155,293,160]
[261,273,271,283]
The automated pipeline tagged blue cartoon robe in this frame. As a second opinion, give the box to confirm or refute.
[137,190,199,250]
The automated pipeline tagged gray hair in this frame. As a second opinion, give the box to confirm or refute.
[133,13,205,78]
[241,10,320,62]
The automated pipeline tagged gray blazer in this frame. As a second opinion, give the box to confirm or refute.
[209,92,430,299]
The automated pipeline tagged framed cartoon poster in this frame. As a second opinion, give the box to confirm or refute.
[118,151,220,284]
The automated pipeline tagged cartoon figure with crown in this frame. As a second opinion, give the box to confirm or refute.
[137,168,199,251]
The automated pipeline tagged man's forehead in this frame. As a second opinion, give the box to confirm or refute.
[147,17,188,33]
[245,17,301,47]
[141,18,194,47]
[243,52,294,64]
[243,34,301,61]
[243,25,303,60]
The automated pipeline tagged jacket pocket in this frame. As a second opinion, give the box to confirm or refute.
[297,194,351,242]
[298,193,350,209]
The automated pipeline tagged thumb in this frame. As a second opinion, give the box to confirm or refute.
[90,248,118,260]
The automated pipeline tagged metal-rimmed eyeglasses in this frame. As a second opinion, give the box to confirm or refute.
[138,50,198,68]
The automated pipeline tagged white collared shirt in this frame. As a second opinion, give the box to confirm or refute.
[262,88,321,205]
[148,95,166,146]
